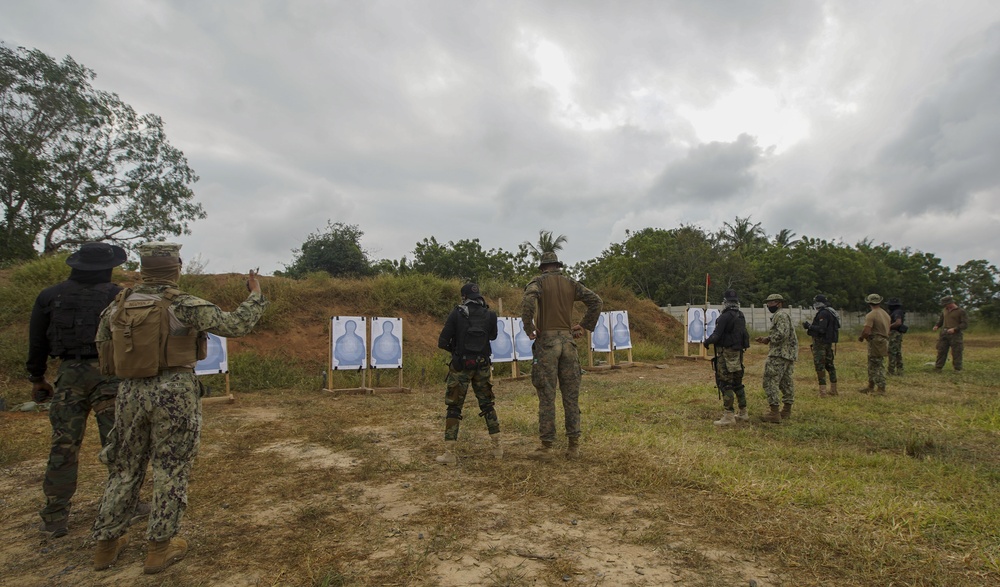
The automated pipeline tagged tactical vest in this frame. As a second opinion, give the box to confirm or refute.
[454,303,492,369]
[534,272,576,331]
[47,281,119,358]
[817,308,840,343]
[716,308,750,350]
[100,287,207,378]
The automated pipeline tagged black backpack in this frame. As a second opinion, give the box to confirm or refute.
[47,281,119,357]
[455,303,492,369]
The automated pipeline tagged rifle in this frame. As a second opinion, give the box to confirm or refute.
[710,352,723,400]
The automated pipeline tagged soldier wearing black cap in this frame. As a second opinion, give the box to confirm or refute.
[886,298,906,375]
[434,282,501,464]
[704,289,750,425]
[26,242,136,538]
[803,294,841,397]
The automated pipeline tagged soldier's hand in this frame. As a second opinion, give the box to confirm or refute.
[802,321,810,330]
[246,268,262,294]
[572,324,585,339]
[31,380,54,403]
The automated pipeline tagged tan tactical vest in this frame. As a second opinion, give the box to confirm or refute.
[100,288,206,378]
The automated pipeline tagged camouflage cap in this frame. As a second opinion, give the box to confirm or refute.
[940,295,954,305]
[539,251,564,268]
[137,241,182,259]
[765,293,784,302]
[865,293,883,305]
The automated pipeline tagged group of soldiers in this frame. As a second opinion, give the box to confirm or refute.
[703,289,968,426]
[25,242,971,575]
[27,242,267,574]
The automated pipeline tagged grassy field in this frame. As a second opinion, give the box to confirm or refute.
[1,330,998,586]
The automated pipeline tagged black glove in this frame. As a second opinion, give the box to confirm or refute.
[802,321,811,330]
[32,381,54,403]
[702,340,710,349]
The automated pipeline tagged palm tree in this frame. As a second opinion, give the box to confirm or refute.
[720,216,766,254]
[773,228,799,248]
[523,230,568,262]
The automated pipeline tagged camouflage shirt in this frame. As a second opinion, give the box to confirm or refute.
[767,310,798,361]
[520,270,602,333]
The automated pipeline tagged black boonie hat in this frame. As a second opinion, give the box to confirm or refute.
[461,283,483,300]
[65,242,127,270]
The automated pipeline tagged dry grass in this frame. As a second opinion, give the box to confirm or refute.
[2,332,1000,586]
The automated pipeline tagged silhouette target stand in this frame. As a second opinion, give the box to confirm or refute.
[325,316,409,394]
[197,333,235,404]
[585,310,634,370]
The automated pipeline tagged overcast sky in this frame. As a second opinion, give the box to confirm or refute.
[4,1,1000,275]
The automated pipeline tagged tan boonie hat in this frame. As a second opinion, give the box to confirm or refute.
[765,293,784,302]
[865,293,883,304]
[940,295,954,305]
[539,251,564,268]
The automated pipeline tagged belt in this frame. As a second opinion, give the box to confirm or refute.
[159,367,195,374]
[540,329,573,335]
[59,354,99,361]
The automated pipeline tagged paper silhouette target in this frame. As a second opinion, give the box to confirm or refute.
[687,308,706,343]
[195,333,228,375]
[705,309,720,339]
[512,317,534,361]
[491,317,514,362]
[331,316,367,369]
[371,317,403,369]
[591,313,611,352]
[610,311,632,349]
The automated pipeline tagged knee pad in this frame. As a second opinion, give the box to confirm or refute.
[446,407,463,420]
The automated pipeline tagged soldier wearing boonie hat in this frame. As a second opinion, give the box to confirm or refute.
[520,250,602,459]
[756,293,797,423]
[858,293,890,394]
[933,294,967,371]
[92,242,268,574]
[27,242,133,539]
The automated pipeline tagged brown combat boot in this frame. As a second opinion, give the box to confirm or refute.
[818,384,827,397]
[566,437,580,459]
[761,404,782,424]
[736,407,749,422]
[858,383,874,394]
[490,433,503,459]
[713,411,736,426]
[875,386,886,395]
[829,382,838,396]
[94,534,129,571]
[530,441,554,461]
[144,537,188,574]
[780,403,792,419]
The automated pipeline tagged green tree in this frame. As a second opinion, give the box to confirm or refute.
[718,216,767,256]
[952,259,1000,309]
[284,221,372,278]
[0,44,202,261]
[410,237,526,283]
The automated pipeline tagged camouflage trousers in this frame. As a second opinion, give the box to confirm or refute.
[888,331,904,375]
[93,372,202,542]
[935,333,964,371]
[715,348,746,411]
[868,336,888,388]
[531,332,582,443]
[443,362,499,440]
[810,340,837,385]
[40,359,118,523]
[763,357,795,406]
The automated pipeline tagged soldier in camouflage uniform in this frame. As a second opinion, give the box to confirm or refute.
[91,242,268,574]
[756,294,798,423]
[887,298,906,375]
[933,295,968,371]
[27,243,133,538]
[803,294,841,397]
[435,283,501,465]
[858,293,890,394]
[520,251,602,459]
[704,289,750,426]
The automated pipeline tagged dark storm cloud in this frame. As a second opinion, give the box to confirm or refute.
[648,134,763,203]
[874,24,1000,214]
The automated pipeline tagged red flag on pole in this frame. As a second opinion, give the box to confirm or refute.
[706,273,711,287]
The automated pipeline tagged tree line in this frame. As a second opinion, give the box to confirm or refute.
[280,220,1000,321]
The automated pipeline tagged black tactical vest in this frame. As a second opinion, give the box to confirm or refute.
[47,281,119,357]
